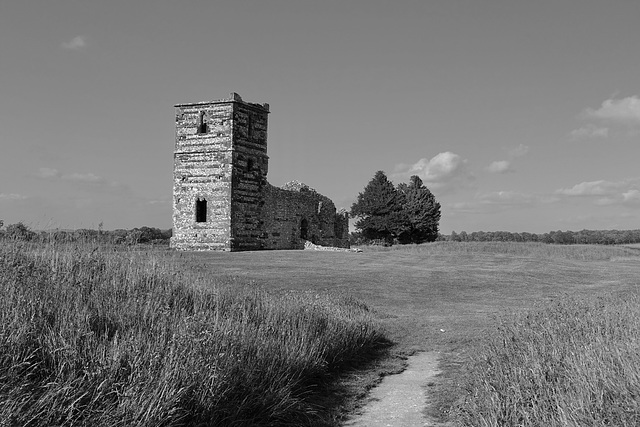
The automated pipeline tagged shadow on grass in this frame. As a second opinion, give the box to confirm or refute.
[305,336,402,426]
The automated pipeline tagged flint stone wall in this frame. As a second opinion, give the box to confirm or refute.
[170,93,349,251]
[258,182,350,250]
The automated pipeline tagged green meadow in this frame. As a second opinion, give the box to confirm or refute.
[2,240,640,425]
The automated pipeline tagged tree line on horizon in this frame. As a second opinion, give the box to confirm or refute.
[0,221,171,245]
[2,205,638,248]
[445,229,640,245]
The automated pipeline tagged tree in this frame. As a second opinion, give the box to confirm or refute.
[396,176,441,244]
[350,172,441,245]
[350,171,404,244]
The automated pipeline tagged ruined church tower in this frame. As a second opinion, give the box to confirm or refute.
[171,93,349,251]
[171,93,270,251]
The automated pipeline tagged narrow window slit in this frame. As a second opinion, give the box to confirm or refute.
[196,198,207,222]
[197,111,208,134]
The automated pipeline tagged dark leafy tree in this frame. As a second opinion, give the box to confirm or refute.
[350,171,404,244]
[396,176,441,244]
[351,172,441,245]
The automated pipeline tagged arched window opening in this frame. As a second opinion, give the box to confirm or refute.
[300,218,309,240]
[247,158,255,171]
[197,111,208,134]
[196,198,207,223]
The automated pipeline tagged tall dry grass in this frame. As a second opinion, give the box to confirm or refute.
[453,291,640,426]
[0,241,387,426]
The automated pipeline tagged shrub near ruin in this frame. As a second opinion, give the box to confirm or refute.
[0,241,386,426]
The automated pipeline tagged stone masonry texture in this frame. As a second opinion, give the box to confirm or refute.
[171,93,350,251]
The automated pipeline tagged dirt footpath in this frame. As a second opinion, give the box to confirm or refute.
[344,352,446,427]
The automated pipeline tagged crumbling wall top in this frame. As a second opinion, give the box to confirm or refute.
[280,181,317,193]
[175,92,270,112]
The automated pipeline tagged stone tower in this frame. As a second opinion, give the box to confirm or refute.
[171,93,350,252]
[171,93,270,251]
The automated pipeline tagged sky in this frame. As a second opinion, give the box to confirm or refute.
[1,0,639,234]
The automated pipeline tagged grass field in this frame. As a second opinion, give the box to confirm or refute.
[3,240,639,425]
[0,241,387,426]
[177,242,640,424]
[179,242,640,348]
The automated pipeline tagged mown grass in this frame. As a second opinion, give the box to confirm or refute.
[175,242,640,424]
[0,241,388,426]
[356,240,640,261]
[452,291,640,426]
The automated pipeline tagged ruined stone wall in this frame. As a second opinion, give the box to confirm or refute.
[258,182,350,250]
[171,93,349,251]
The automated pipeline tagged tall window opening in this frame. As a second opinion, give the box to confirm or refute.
[300,218,309,240]
[197,111,208,134]
[247,114,253,138]
[196,198,207,223]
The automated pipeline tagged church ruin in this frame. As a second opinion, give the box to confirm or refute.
[171,93,350,251]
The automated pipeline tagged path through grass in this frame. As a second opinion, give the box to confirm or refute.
[178,242,640,424]
[0,241,388,426]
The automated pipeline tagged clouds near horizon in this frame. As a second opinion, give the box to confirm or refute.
[1,168,170,229]
[35,167,132,196]
[555,178,640,206]
[448,177,640,218]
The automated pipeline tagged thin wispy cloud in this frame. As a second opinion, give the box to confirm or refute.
[569,124,609,140]
[61,36,87,50]
[0,193,28,201]
[486,160,513,174]
[508,144,529,158]
[556,180,612,196]
[478,190,536,206]
[446,190,554,215]
[486,144,529,174]
[36,167,62,179]
[65,172,102,183]
[35,167,131,195]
